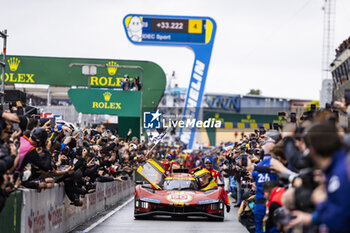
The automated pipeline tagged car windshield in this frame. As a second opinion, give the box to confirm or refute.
[163,179,198,190]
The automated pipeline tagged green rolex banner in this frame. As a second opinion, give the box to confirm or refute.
[0,55,166,111]
[68,89,141,117]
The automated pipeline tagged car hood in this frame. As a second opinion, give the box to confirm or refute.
[136,186,223,205]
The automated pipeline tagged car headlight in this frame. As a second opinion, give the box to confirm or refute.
[141,201,148,209]
[211,203,219,210]
[211,202,224,210]
[138,201,149,209]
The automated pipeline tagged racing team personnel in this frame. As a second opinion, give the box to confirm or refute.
[159,153,231,213]
[161,152,180,176]
[204,157,231,213]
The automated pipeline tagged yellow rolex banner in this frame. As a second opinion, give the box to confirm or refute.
[68,89,141,117]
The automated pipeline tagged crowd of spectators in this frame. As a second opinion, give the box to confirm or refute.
[202,105,350,233]
[20,74,142,106]
[130,100,350,233]
[162,102,350,233]
[335,36,350,57]
[0,102,153,211]
[2,97,350,233]
[121,74,142,91]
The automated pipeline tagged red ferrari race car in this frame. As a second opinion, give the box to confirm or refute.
[134,159,227,221]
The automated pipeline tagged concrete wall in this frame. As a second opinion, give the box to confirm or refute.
[12,180,134,233]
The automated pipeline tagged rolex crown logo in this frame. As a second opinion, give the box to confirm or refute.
[106,61,118,76]
[8,57,20,72]
[103,92,112,101]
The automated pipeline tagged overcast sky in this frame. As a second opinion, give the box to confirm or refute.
[1,0,350,100]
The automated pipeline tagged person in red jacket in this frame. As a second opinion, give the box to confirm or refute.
[161,153,180,176]
[263,181,285,233]
[204,157,230,213]
[204,157,222,183]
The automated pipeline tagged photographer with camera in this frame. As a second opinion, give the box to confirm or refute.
[121,74,132,91]
[231,144,250,207]
[131,76,142,91]
[287,122,350,233]
[0,119,21,212]
[281,121,313,171]
[219,149,234,194]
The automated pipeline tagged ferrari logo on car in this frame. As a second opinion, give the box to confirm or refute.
[166,191,193,204]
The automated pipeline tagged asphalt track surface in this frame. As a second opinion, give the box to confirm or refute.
[88,196,248,233]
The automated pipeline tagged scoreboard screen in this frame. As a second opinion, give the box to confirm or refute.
[150,19,189,33]
[124,15,211,44]
[123,14,217,149]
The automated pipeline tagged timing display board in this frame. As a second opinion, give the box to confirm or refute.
[150,18,189,33]
[123,15,213,44]
[141,17,205,43]
[123,14,217,149]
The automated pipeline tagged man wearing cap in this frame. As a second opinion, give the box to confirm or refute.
[131,76,142,91]
[16,127,51,172]
[161,153,180,176]
[204,157,222,183]
[121,75,131,90]
[204,157,231,213]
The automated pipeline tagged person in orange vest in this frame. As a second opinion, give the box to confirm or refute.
[204,157,231,213]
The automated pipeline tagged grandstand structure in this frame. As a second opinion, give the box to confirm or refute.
[331,37,350,100]
[203,94,290,115]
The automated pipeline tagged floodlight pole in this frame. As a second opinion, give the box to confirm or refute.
[0,29,7,105]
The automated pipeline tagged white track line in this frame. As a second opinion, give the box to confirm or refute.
[83,196,134,232]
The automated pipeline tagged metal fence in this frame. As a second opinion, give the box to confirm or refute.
[41,106,116,126]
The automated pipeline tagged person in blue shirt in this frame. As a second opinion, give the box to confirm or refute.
[252,141,278,233]
[121,75,132,90]
[289,122,350,233]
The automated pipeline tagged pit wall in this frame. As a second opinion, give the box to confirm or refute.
[0,179,134,233]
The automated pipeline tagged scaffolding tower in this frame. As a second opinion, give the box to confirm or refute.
[0,29,7,104]
[321,0,336,80]
[320,0,336,108]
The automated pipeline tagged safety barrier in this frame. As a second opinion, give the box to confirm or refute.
[0,191,22,233]
[1,179,134,233]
